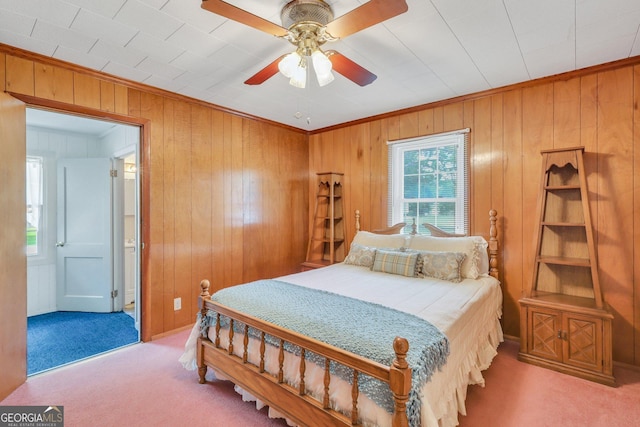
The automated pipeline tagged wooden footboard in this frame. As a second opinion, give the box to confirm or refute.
[197,279,412,427]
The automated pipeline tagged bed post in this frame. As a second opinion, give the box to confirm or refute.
[488,210,499,280]
[355,209,361,232]
[199,279,211,316]
[389,337,411,427]
[197,279,211,384]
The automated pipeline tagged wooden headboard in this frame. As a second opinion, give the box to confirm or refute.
[355,210,466,237]
[354,209,499,280]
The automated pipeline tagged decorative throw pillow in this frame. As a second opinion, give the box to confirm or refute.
[418,251,467,283]
[400,248,426,277]
[371,249,419,277]
[407,235,486,279]
[344,243,377,268]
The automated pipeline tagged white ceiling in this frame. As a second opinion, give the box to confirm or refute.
[2,0,640,131]
[26,108,120,135]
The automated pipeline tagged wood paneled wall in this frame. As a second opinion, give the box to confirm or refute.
[3,43,640,367]
[309,62,640,366]
[1,46,309,340]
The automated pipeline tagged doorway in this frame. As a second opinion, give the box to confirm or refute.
[114,149,140,329]
[25,107,141,374]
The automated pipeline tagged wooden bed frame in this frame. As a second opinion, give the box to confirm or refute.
[196,209,499,427]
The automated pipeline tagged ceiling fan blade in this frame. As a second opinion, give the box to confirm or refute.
[326,51,377,87]
[244,54,287,85]
[325,0,408,39]
[201,0,288,37]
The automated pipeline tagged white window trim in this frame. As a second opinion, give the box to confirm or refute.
[388,129,470,234]
[26,155,45,258]
[26,153,53,264]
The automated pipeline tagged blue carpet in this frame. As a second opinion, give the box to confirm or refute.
[27,311,139,375]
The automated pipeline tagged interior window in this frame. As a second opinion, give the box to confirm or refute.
[26,156,44,256]
[389,130,469,234]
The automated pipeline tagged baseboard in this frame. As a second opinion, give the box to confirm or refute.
[613,359,640,373]
[502,333,519,343]
[150,324,193,341]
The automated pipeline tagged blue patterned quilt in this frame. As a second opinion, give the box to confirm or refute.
[201,279,449,427]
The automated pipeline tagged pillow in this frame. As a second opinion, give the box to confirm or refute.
[407,235,488,279]
[351,231,409,250]
[417,251,466,282]
[343,243,377,268]
[371,249,419,277]
[476,238,489,275]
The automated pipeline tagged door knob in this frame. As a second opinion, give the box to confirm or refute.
[56,242,65,247]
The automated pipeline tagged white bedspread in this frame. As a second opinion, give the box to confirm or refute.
[181,263,503,427]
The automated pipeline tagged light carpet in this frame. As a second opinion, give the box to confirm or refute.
[3,329,640,427]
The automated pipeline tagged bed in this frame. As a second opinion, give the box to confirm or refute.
[181,209,501,427]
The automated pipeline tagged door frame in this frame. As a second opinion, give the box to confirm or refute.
[0,91,26,401]
[12,93,152,342]
[113,145,141,330]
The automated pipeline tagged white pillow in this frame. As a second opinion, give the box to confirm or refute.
[351,231,409,250]
[407,235,488,279]
[476,238,489,275]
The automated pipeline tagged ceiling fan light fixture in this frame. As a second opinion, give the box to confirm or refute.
[311,50,331,72]
[289,58,307,88]
[278,51,301,78]
[315,69,334,87]
[312,51,334,87]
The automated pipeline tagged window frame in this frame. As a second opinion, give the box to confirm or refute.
[26,155,46,259]
[388,129,470,235]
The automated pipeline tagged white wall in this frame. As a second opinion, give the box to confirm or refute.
[99,125,139,243]
[100,125,139,307]
[97,125,139,157]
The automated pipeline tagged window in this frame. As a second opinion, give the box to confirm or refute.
[388,130,469,235]
[26,156,44,256]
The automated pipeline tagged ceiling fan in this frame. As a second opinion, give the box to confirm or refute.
[201,0,408,88]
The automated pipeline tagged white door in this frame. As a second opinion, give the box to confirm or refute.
[56,158,113,312]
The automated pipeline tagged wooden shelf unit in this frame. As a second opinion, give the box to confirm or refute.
[518,147,614,386]
[302,172,345,271]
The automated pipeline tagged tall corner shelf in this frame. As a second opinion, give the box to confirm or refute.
[518,147,615,386]
[301,172,345,271]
